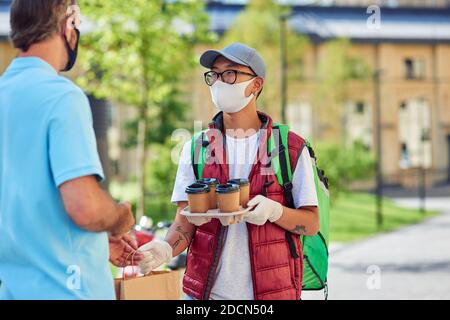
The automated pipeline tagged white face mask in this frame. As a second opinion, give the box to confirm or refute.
[210,79,256,114]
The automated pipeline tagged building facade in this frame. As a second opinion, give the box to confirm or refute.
[190,3,450,188]
[1,1,450,189]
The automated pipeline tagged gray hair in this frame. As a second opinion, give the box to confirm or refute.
[10,0,74,51]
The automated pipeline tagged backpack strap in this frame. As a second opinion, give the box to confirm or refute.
[304,138,330,191]
[269,124,294,209]
[270,124,300,260]
[191,131,208,180]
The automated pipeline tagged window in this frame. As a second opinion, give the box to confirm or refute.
[405,59,413,78]
[399,143,410,169]
[287,103,312,139]
[398,99,432,169]
[344,101,372,149]
[355,101,365,114]
[405,58,425,80]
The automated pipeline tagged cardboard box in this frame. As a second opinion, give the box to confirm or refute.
[114,270,183,300]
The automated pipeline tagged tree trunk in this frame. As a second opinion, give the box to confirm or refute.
[136,106,148,222]
[137,33,151,223]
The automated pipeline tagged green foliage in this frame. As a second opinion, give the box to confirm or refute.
[331,192,438,243]
[122,89,190,147]
[145,141,178,221]
[220,0,309,116]
[316,140,376,197]
[313,38,372,132]
[77,0,213,143]
[109,140,178,222]
[76,0,214,217]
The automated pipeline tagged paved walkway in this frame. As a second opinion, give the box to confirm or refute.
[303,197,450,300]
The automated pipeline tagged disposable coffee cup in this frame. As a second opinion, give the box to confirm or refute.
[216,183,240,213]
[197,178,219,210]
[228,178,250,208]
[186,183,210,213]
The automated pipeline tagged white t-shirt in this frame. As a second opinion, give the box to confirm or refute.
[171,131,318,300]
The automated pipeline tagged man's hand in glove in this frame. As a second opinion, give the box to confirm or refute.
[138,239,173,274]
[244,195,284,226]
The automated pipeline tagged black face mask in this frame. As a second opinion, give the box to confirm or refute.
[62,28,80,72]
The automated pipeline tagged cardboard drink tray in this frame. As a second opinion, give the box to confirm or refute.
[180,206,252,217]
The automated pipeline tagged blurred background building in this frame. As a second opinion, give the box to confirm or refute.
[193,1,450,190]
[1,0,450,191]
[206,0,450,7]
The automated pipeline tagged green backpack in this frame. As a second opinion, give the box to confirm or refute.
[191,123,330,299]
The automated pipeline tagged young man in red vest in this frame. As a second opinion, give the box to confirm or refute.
[139,43,319,300]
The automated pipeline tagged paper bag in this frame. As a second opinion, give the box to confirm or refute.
[114,270,182,300]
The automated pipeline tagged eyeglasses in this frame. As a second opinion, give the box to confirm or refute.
[204,70,256,86]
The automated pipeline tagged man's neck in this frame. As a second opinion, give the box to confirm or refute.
[223,101,262,138]
[18,39,62,72]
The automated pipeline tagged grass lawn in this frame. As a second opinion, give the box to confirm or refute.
[330,192,439,243]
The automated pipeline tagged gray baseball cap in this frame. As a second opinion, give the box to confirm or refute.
[200,43,266,79]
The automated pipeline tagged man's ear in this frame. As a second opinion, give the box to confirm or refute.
[64,27,72,42]
[58,17,69,41]
[253,77,264,96]
[63,11,77,43]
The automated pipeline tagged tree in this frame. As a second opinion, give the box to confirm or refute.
[311,39,375,200]
[145,141,179,222]
[312,38,372,143]
[220,0,309,119]
[316,140,376,199]
[77,0,212,220]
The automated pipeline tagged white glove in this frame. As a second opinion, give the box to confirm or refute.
[244,195,284,226]
[138,239,172,274]
[186,216,212,227]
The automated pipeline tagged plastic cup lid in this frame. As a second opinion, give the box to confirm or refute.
[228,178,250,187]
[197,178,219,186]
[216,183,240,194]
[186,183,210,194]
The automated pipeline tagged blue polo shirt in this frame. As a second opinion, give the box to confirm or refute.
[0,57,115,300]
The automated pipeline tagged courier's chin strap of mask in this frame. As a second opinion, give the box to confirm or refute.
[62,5,81,72]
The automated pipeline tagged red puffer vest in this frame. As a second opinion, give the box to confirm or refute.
[183,111,305,300]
